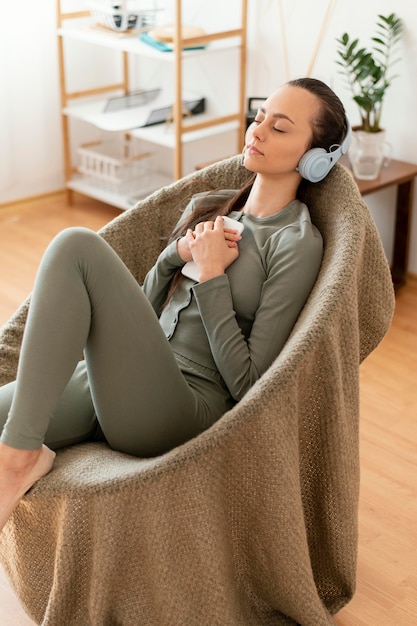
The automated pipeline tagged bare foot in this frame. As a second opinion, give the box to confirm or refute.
[0,443,55,532]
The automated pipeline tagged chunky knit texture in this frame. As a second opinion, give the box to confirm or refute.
[0,158,394,625]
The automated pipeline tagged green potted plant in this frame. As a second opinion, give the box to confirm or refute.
[336,13,402,132]
[335,13,403,179]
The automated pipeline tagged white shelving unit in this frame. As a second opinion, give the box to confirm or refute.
[56,1,247,210]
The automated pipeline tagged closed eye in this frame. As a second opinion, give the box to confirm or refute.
[253,117,286,133]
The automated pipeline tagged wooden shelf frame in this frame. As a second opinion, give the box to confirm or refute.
[172,0,247,179]
[56,0,247,205]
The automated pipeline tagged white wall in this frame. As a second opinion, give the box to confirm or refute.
[0,0,63,201]
[1,0,417,272]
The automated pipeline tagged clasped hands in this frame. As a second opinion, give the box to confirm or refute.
[177,216,242,282]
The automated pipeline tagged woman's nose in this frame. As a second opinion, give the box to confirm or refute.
[251,120,265,141]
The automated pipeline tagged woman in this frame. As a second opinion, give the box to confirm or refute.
[0,77,349,531]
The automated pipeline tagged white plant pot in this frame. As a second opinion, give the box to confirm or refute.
[348,129,392,180]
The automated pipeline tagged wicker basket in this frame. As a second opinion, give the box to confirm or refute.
[77,139,151,189]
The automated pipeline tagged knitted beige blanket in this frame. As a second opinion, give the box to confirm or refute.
[0,158,395,625]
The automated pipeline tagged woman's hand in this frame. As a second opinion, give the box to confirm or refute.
[177,216,241,265]
[185,216,242,282]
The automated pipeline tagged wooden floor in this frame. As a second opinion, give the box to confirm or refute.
[0,192,121,325]
[0,193,416,625]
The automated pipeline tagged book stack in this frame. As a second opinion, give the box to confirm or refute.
[140,24,206,52]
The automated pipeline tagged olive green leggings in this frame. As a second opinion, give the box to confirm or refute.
[0,228,204,457]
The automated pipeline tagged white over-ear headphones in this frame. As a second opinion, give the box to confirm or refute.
[296,119,351,183]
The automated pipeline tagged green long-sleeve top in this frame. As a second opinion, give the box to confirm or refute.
[142,190,323,404]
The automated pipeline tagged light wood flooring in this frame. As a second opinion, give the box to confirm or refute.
[0,192,416,625]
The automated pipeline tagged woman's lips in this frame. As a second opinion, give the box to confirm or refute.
[248,145,263,156]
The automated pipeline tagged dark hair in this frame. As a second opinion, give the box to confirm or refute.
[287,77,348,151]
[169,177,254,242]
[164,178,254,303]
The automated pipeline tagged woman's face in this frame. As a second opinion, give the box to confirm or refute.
[243,85,321,177]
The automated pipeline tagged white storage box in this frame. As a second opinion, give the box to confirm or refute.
[87,0,161,33]
[77,139,152,190]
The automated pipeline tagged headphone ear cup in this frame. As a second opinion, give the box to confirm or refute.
[297,148,332,183]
